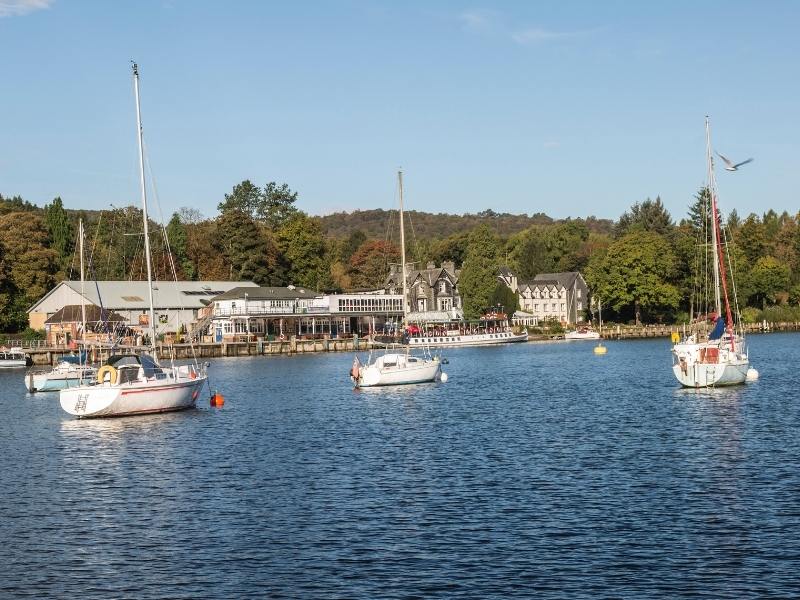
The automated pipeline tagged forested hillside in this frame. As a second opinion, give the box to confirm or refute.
[1,181,798,333]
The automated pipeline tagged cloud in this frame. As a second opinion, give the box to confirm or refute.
[458,9,501,34]
[512,27,588,45]
[0,0,53,18]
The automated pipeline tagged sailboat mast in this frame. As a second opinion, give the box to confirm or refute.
[132,63,157,351]
[398,170,408,321]
[705,117,722,318]
[79,218,86,341]
[706,117,736,349]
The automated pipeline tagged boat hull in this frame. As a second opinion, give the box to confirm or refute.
[25,372,96,392]
[564,331,601,340]
[407,331,528,348]
[60,377,206,418]
[357,356,441,387]
[672,341,749,387]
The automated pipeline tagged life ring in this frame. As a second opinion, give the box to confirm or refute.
[96,365,118,385]
[279,334,286,341]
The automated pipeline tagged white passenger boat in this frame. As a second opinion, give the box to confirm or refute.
[59,63,207,417]
[0,347,28,369]
[671,117,755,388]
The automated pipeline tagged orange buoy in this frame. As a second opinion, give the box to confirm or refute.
[210,392,225,407]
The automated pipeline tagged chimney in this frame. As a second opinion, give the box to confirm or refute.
[426,261,436,270]
[443,261,455,274]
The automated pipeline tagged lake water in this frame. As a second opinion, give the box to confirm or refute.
[1,334,799,598]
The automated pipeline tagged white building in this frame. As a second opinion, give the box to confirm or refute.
[209,287,404,341]
[498,268,589,326]
[28,280,258,338]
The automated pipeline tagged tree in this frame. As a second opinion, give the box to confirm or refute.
[166,213,195,279]
[459,225,501,319]
[0,212,58,330]
[275,213,327,289]
[490,282,519,315]
[43,196,74,274]
[737,214,767,264]
[218,180,262,217]
[585,230,680,323]
[349,239,400,289]
[615,196,673,238]
[214,211,283,285]
[748,256,790,307]
[258,181,299,230]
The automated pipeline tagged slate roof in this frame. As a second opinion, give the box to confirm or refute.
[45,304,126,324]
[30,280,258,312]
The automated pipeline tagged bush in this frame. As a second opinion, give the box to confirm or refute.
[21,328,45,341]
[758,305,800,323]
[740,307,761,324]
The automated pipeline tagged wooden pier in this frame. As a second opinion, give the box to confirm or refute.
[21,335,373,366]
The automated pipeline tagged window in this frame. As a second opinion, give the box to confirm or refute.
[552,303,557,312]
[439,281,447,294]
[534,303,539,312]
[561,303,565,311]
[543,304,548,312]
[577,289,582,299]
[577,301,582,311]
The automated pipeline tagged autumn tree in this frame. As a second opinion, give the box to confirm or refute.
[349,239,400,290]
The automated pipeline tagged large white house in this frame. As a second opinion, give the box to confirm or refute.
[499,268,589,325]
[28,280,258,338]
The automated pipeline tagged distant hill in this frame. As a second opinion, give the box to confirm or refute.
[316,208,614,240]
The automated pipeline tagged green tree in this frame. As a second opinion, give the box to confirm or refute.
[737,214,767,264]
[585,230,680,323]
[166,212,195,279]
[258,181,299,230]
[615,196,674,238]
[215,211,283,285]
[218,180,262,217]
[276,213,327,289]
[748,256,790,307]
[459,225,501,319]
[489,282,519,315]
[43,196,74,274]
[0,212,58,330]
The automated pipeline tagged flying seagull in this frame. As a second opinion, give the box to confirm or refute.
[716,151,754,171]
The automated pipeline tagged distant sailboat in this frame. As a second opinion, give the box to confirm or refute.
[671,117,755,387]
[25,219,96,392]
[60,63,207,417]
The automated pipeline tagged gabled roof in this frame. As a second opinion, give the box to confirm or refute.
[532,272,583,289]
[29,280,259,313]
[45,304,126,324]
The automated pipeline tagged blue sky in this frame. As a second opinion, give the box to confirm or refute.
[2,0,798,224]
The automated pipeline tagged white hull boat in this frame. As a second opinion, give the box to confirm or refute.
[407,330,527,347]
[672,338,749,388]
[0,347,28,369]
[352,350,441,387]
[671,118,754,388]
[26,361,96,392]
[564,329,600,341]
[59,64,209,418]
[60,355,206,418]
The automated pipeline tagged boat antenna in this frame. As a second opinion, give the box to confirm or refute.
[132,62,157,352]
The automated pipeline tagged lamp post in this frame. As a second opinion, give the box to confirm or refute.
[245,292,250,337]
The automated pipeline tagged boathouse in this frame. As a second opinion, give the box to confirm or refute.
[28,280,258,338]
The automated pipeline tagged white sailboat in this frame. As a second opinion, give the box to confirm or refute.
[60,63,207,417]
[671,117,755,388]
[351,171,443,387]
[26,219,96,392]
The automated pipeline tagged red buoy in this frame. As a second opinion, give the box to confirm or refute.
[210,392,225,407]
